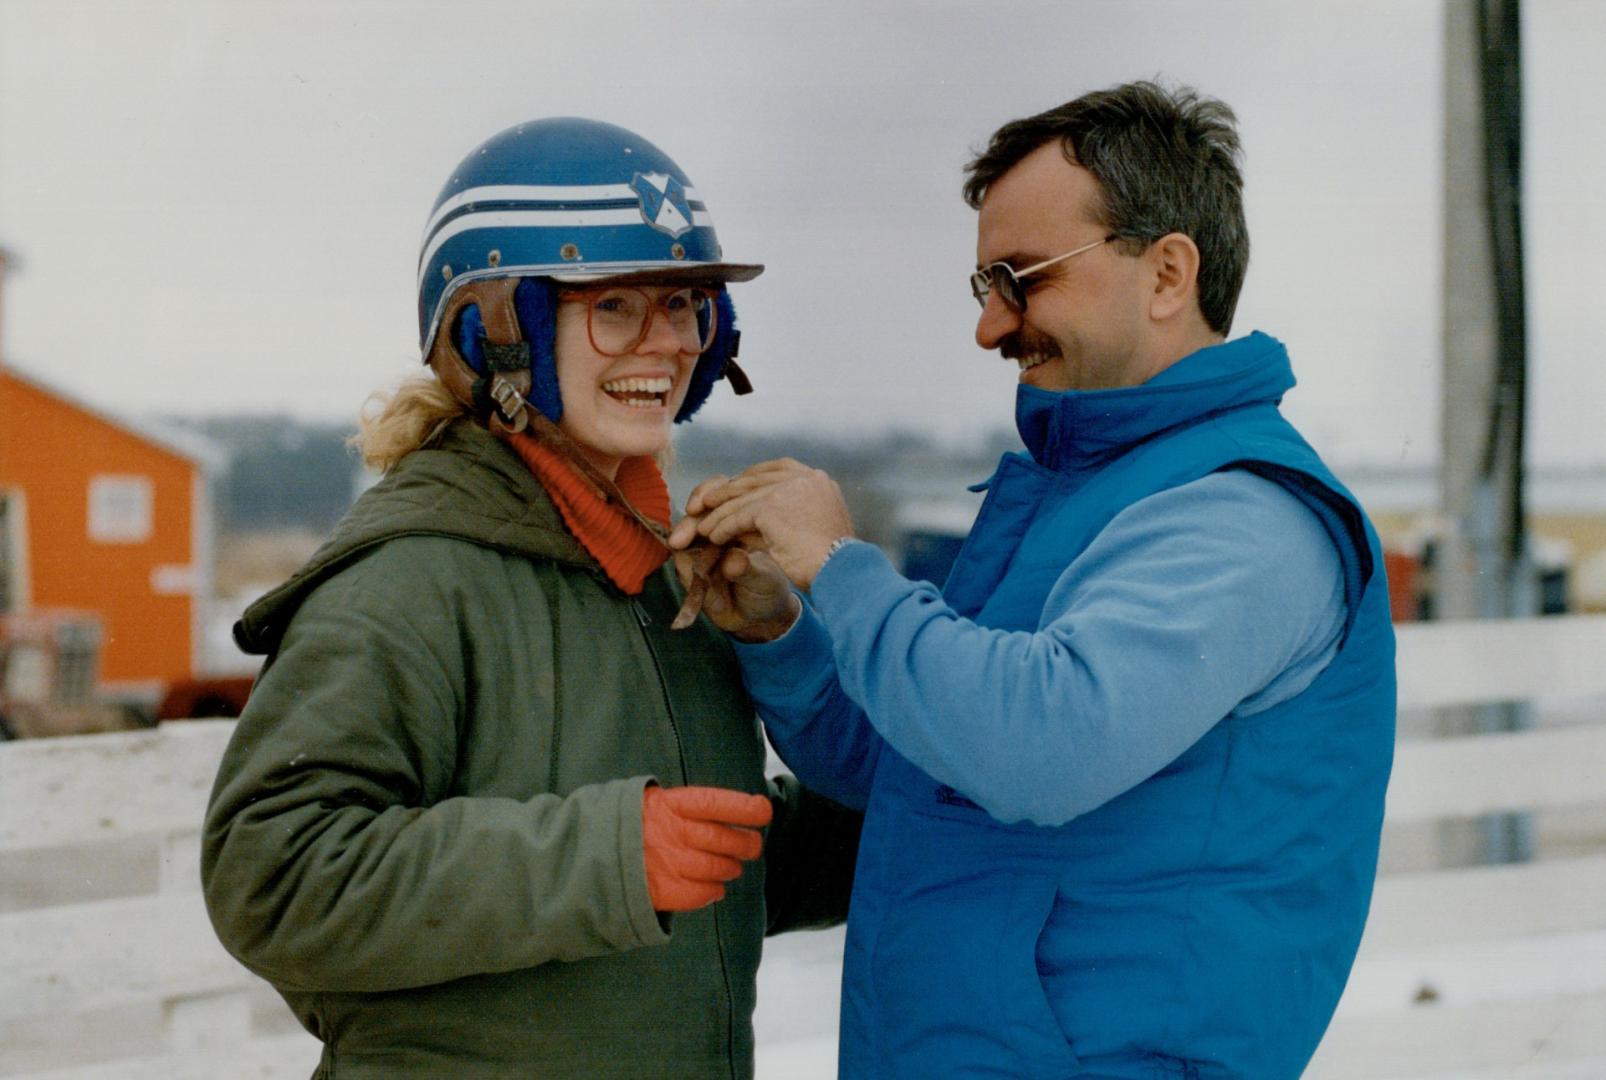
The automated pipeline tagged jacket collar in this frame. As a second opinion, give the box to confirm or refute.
[1014,331,1295,472]
[236,420,595,654]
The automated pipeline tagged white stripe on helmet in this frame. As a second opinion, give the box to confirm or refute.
[421,183,705,247]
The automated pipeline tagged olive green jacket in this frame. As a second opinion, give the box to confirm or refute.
[202,421,858,1079]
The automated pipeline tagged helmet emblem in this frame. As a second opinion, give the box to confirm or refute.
[630,171,694,238]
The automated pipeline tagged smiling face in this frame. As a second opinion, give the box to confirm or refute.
[553,284,702,479]
[972,142,1159,392]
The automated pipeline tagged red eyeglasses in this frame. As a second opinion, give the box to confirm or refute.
[558,287,718,356]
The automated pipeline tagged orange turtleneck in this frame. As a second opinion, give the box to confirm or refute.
[507,433,673,595]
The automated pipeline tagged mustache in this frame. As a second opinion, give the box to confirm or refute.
[999,328,1062,362]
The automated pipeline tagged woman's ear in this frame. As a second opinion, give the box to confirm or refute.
[1147,232,1202,323]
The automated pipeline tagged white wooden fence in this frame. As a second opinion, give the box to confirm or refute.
[2,615,1604,1079]
[1303,615,1606,1080]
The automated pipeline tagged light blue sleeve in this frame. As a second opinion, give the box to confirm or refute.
[807,470,1348,826]
[732,600,883,812]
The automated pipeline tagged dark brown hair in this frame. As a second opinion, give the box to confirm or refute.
[963,80,1249,334]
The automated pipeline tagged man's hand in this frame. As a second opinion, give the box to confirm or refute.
[672,543,801,642]
[668,460,855,590]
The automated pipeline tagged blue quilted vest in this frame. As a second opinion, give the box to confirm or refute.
[838,333,1396,1079]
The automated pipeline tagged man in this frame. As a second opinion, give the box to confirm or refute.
[670,81,1396,1078]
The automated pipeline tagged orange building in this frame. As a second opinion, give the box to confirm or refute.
[1,363,214,702]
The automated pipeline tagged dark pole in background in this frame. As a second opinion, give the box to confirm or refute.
[1439,0,1533,865]
[1478,0,1528,576]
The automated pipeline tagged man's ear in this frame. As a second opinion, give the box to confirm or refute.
[1147,232,1202,322]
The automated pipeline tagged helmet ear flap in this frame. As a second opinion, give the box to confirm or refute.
[512,278,562,423]
[675,288,749,423]
[452,303,489,374]
[436,279,563,425]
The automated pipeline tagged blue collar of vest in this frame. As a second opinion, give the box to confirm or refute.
[1014,331,1297,472]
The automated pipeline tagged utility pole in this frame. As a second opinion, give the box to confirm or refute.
[1439,0,1532,862]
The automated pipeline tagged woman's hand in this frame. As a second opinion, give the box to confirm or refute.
[671,542,800,643]
[641,784,773,912]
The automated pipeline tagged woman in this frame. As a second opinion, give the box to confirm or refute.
[202,117,856,1079]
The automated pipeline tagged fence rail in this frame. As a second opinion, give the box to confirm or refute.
[3,616,1605,1079]
[1305,615,1606,1080]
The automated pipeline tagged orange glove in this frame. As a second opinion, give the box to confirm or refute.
[642,784,773,912]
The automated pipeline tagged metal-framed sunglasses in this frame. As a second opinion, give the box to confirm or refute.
[969,234,1118,312]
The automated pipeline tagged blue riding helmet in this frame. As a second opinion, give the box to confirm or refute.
[418,117,762,423]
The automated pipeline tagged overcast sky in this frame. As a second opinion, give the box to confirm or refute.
[1,0,1602,467]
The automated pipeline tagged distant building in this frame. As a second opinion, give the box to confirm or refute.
[1,363,216,702]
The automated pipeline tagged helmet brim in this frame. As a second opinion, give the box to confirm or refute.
[544,261,764,287]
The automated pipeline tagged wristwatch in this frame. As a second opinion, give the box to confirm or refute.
[820,535,857,572]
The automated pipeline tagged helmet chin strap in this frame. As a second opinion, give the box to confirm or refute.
[426,278,671,544]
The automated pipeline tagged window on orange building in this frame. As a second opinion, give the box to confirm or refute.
[87,475,153,544]
[0,491,26,612]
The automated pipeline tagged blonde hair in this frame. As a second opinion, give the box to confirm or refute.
[350,376,468,473]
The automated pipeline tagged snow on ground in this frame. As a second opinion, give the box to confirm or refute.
[754,926,845,1077]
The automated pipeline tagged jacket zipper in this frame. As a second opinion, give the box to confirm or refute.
[630,599,688,783]
[631,595,740,1079]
